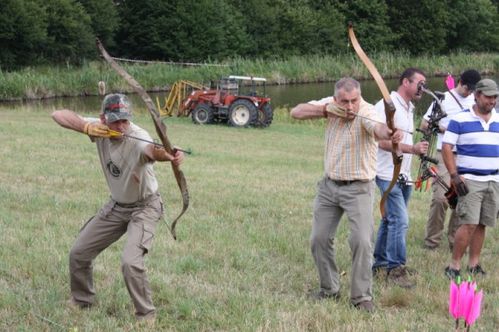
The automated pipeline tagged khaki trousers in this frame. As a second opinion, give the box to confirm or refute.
[69,193,163,318]
[310,177,374,305]
[424,152,459,248]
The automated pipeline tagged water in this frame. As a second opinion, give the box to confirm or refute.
[1,76,497,117]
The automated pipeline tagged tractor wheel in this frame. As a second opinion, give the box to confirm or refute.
[256,104,273,128]
[191,103,215,125]
[228,99,258,127]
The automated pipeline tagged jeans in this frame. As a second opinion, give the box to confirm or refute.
[373,176,412,270]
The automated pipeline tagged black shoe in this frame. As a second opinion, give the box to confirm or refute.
[309,289,340,301]
[445,266,461,280]
[468,264,486,276]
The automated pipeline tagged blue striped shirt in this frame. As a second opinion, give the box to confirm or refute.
[443,108,499,182]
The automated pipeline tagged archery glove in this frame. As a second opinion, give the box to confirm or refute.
[451,174,469,196]
[325,103,348,118]
[83,122,112,138]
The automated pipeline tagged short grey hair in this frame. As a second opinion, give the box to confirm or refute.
[334,77,361,97]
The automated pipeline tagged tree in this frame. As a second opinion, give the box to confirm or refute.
[386,0,450,54]
[0,0,48,69]
[339,0,395,53]
[42,0,95,64]
[447,0,499,53]
[116,0,250,61]
[78,0,119,48]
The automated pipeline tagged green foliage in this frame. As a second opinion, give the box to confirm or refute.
[339,0,395,53]
[387,0,450,54]
[42,0,95,64]
[0,0,48,69]
[0,0,498,69]
[447,0,499,53]
[78,0,119,48]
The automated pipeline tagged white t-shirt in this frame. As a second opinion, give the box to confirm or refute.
[375,91,415,182]
[423,89,475,150]
[85,118,159,203]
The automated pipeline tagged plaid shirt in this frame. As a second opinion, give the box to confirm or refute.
[324,100,379,180]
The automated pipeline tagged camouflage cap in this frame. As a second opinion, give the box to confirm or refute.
[475,79,499,97]
[101,93,132,123]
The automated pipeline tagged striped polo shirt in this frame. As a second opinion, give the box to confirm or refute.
[324,99,378,180]
[443,108,499,182]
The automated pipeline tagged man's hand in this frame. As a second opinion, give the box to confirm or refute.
[83,122,112,138]
[451,174,469,196]
[325,103,348,118]
[412,141,429,155]
[390,128,403,144]
[171,150,185,166]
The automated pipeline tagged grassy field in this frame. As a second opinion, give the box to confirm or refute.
[1,106,498,331]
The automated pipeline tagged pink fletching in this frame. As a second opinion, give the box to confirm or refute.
[445,74,455,90]
[466,289,483,326]
[458,281,474,319]
[449,280,459,318]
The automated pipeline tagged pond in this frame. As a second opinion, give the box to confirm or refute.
[1,76,497,117]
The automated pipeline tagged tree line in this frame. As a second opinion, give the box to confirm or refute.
[1,0,498,71]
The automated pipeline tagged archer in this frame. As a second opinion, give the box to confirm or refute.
[52,93,184,322]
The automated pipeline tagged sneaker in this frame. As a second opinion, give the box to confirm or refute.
[468,264,486,276]
[354,300,375,313]
[387,266,415,289]
[445,266,461,280]
[308,289,340,301]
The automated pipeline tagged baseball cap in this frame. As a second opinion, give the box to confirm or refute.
[101,93,132,123]
[460,70,481,91]
[475,79,499,97]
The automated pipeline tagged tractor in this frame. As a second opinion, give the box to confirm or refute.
[184,75,273,128]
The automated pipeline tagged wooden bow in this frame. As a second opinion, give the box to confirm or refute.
[347,23,402,218]
[96,39,189,240]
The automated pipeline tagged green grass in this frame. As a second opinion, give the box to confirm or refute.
[1,107,498,331]
[0,51,498,101]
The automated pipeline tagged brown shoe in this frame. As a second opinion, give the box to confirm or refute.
[387,266,415,289]
[355,300,374,313]
[136,311,156,328]
[66,297,92,309]
[308,289,340,301]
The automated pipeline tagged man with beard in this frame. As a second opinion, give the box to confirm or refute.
[422,69,482,251]
[443,79,499,279]
[372,68,429,288]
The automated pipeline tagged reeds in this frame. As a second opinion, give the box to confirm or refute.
[0,52,497,101]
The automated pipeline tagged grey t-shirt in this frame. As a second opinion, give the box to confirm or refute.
[86,118,158,203]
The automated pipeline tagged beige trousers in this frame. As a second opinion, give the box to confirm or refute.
[310,177,375,305]
[424,152,459,248]
[69,193,163,318]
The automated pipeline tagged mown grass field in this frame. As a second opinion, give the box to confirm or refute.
[1,106,498,331]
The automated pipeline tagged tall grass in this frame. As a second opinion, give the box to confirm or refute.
[0,51,497,101]
[1,107,498,331]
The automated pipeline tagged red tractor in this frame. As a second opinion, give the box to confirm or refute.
[183,75,273,128]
